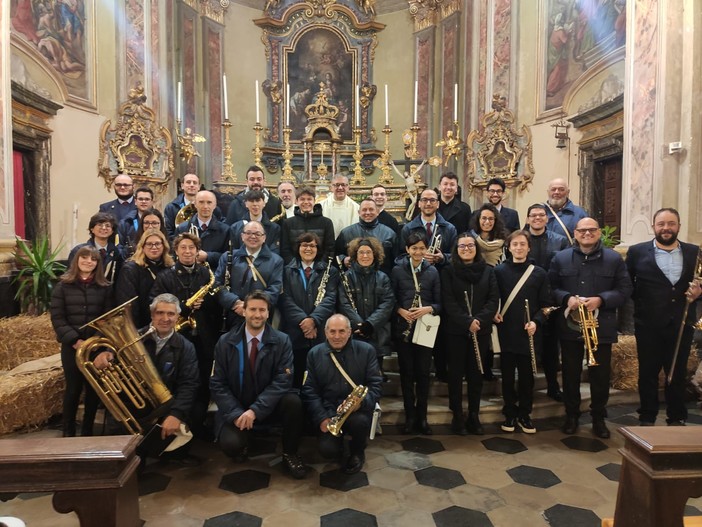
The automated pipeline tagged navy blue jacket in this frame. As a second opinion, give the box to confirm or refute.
[175,216,229,268]
[499,206,521,233]
[229,213,281,255]
[99,198,136,223]
[225,190,282,225]
[545,199,588,239]
[400,213,457,267]
[335,219,398,276]
[391,256,441,340]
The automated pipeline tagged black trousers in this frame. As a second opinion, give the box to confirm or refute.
[292,346,312,389]
[500,351,534,419]
[446,332,488,416]
[318,411,371,458]
[635,322,693,423]
[61,343,99,436]
[396,340,432,421]
[560,339,612,420]
[541,315,561,393]
[218,393,303,458]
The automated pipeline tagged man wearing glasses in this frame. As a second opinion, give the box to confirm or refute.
[215,221,284,331]
[485,177,520,233]
[117,186,154,255]
[176,190,229,267]
[438,172,472,234]
[99,174,136,222]
[400,188,457,267]
[548,218,632,439]
[321,175,360,237]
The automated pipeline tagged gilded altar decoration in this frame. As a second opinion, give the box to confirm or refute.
[407,0,461,31]
[182,0,229,24]
[433,128,463,167]
[356,0,376,15]
[176,127,206,165]
[360,83,377,110]
[98,83,174,194]
[262,79,283,105]
[465,95,534,193]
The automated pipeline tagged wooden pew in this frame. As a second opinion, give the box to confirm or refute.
[0,435,141,527]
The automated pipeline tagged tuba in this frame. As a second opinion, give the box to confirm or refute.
[76,298,173,435]
[175,202,197,227]
[327,385,368,437]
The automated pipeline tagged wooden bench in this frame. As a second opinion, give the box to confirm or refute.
[608,426,702,527]
[0,435,141,527]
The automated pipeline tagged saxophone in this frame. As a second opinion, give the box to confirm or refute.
[327,385,368,437]
[175,264,216,333]
[314,257,333,307]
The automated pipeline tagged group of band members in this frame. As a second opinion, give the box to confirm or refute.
[51,168,702,476]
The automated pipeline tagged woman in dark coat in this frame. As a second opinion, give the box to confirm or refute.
[68,212,123,284]
[50,245,112,436]
[391,232,441,435]
[279,232,339,388]
[337,237,395,374]
[441,233,499,436]
[493,231,552,434]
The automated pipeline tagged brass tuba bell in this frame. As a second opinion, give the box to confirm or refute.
[174,202,197,228]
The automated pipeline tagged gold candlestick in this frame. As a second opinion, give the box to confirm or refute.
[281,127,295,182]
[377,125,394,185]
[409,122,420,160]
[349,128,365,185]
[221,119,237,181]
[316,142,329,181]
[252,122,264,169]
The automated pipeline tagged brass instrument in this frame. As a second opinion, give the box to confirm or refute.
[541,306,560,318]
[327,384,368,437]
[76,298,173,435]
[337,257,358,312]
[174,202,197,227]
[464,291,484,374]
[525,299,537,376]
[573,301,599,367]
[427,232,442,255]
[269,204,287,224]
[175,263,216,333]
[314,257,333,307]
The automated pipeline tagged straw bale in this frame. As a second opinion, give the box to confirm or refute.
[0,366,64,435]
[0,314,59,371]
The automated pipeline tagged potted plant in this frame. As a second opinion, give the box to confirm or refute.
[12,237,66,315]
[600,225,621,249]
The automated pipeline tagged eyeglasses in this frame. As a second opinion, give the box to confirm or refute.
[332,183,349,188]
[480,217,496,222]
[243,232,265,238]
[419,198,438,204]
[143,221,161,227]
[575,227,600,235]
[114,183,133,188]
[487,189,504,194]
[457,244,476,250]
[95,222,113,229]
[528,213,547,218]
[144,242,163,248]
[357,249,374,256]
[136,197,152,202]
[300,243,317,248]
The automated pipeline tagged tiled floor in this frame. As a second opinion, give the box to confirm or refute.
[3,402,702,526]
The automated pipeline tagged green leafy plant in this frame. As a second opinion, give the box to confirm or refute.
[600,225,621,248]
[13,237,66,315]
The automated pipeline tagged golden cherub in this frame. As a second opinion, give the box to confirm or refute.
[435,130,463,166]
[177,127,206,165]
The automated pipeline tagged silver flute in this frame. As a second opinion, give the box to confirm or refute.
[464,291,484,374]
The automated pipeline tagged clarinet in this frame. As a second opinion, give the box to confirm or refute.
[525,299,537,376]
[464,291,484,374]
[337,257,358,313]
[220,240,233,332]
[314,257,333,307]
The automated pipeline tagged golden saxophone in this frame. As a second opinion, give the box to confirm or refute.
[574,300,599,367]
[314,257,333,307]
[464,291,484,374]
[525,299,537,376]
[175,263,216,334]
[327,384,368,437]
[269,203,287,224]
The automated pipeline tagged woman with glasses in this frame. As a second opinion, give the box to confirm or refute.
[116,229,174,328]
[68,212,123,284]
[441,233,499,435]
[279,232,339,388]
[118,208,168,259]
[470,203,508,267]
[337,237,395,377]
[51,246,113,436]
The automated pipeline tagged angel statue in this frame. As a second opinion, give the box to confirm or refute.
[356,0,376,15]
[177,127,206,165]
[262,79,283,105]
[435,130,463,166]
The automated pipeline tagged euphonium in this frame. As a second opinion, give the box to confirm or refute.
[327,384,368,437]
[574,302,599,367]
[76,298,173,435]
[175,263,216,333]
[174,202,197,227]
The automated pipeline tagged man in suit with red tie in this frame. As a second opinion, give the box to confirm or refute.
[99,174,137,222]
[175,190,229,267]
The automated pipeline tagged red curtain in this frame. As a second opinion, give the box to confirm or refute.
[13,151,25,239]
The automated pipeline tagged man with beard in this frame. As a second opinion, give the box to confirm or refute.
[485,177,520,233]
[277,181,297,220]
[226,166,282,224]
[400,188,457,267]
[99,174,137,222]
[626,208,702,426]
[543,178,587,243]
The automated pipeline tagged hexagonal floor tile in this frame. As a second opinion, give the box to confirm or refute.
[219,469,270,494]
[400,437,445,455]
[686,505,702,516]
[506,465,561,489]
[481,437,527,455]
[319,468,369,492]
[385,450,433,471]
[138,472,171,496]
[561,436,609,453]
[321,508,377,527]
[596,462,620,482]
[543,503,600,526]
[433,505,494,527]
[204,511,262,527]
[415,466,466,490]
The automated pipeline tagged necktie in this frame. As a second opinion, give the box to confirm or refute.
[249,337,259,372]
[304,267,312,280]
[99,248,107,259]
[426,222,433,243]
[201,223,208,232]
[121,201,129,206]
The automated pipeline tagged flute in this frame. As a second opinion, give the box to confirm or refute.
[464,291,484,374]
[525,299,537,376]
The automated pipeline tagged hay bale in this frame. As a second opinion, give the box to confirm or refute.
[611,335,638,391]
[0,314,59,371]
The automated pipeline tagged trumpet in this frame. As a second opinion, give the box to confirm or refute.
[428,232,442,255]
[574,301,599,367]
[464,291,484,374]
[525,299,537,376]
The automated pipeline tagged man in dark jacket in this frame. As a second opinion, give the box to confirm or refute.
[485,177,520,233]
[302,314,382,475]
[229,190,281,254]
[549,218,632,439]
[371,184,400,234]
[99,174,136,222]
[225,165,282,225]
[280,187,335,263]
[117,186,154,257]
[544,178,588,242]
[438,172,472,235]
[626,208,702,426]
[400,188,457,267]
[164,173,202,238]
[210,291,307,479]
[175,190,229,267]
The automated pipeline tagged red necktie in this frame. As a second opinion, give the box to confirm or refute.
[201,223,208,231]
[304,267,312,280]
[249,337,259,372]
[426,222,433,243]
[99,248,107,259]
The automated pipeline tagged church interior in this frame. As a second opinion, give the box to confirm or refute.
[2,0,702,526]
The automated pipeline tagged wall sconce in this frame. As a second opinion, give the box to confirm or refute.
[552,119,570,149]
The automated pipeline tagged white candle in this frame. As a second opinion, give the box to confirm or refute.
[414,80,418,123]
[454,83,458,122]
[384,84,389,126]
[355,84,360,128]
[177,81,182,121]
[71,203,78,248]
[222,74,229,120]
[286,83,290,127]
[255,80,260,123]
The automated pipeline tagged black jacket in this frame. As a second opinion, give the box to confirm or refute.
[335,219,398,276]
[439,198,472,235]
[116,259,169,328]
[301,339,382,426]
[390,256,441,339]
[99,198,136,223]
[175,216,230,268]
[279,258,339,350]
[378,209,400,234]
[498,206,521,233]
[226,190,282,225]
[280,204,335,263]
[50,280,113,346]
[529,229,570,270]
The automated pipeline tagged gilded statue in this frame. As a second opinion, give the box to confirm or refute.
[262,79,283,104]
[435,129,463,166]
[356,0,376,15]
[176,127,206,165]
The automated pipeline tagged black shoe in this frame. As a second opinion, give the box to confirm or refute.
[466,413,484,435]
[418,420,433,436]
[547,389,563,402]
[501,417,517,433]
[343,453,365,475]
[451,415,467,436]
[592,419,611,439]
[163,454,201,467]
[639,420,655,427]
[282,454,307,480]
[667,419,686,426]
[517,416,536,434]
[402,419,415,435]
[561,416,579,435]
